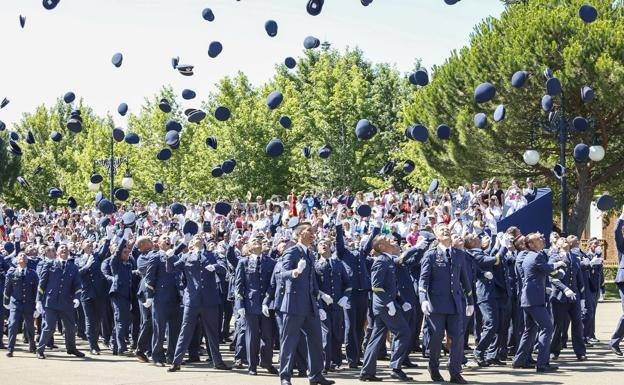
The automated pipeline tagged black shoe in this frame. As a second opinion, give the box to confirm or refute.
[611,345,623,356]
[512,362,535,369]
[168,364,181,372]
[90,349,100,355]
[536,365,558,373]
[576,354,587,361]
[112,350,118,356]
[135,350,149,363]
[214,364,232,370]
[234,360,245,369]
[421,351,430,358]
[429,368,444,382]
[166,358,173,365]
[584,340,594,347]
[322,369,328,375]
[154,362,166,367]
[377,353,390,361]
[205,356,213,362]
[550,353,559,361]
[486,358,506,366]
[67,349,85,358]
[297,370,307,377]
[475,359,490,367]
[120,351,135,358]
[528,358,537,365]
[49,344,58,349]
[309,378,335,385]
[37,351,46,359]
[464,345,473,351]
[359,373,383,382]
[248,369,257,375]
[390,369,412,381]
[183,357,201,364]
[264,365,279,374]
[403,360,418,368]
[6,352,13,357]
[349,363,360,369]
[449,373,468,384]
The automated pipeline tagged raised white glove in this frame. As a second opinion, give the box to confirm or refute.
[564,288,576,300]
[205,264,216,272]
[105,226,114,240]
[296,259,306,274]
[123,228,132,241]
[557,269,566,277]
[553,261,566,269]
[3,303,9,310]
[421,300,432,316]
[73,299,80,308]
[466,305,474,317]
[484,271,494,280]
[580,299,586,309]
[402,302,412,312]
[337,296,350,309]
[143,298,153,308]
[387,301,396,317]
[184,233,192,244]
[36,301,44,315]
[546,287,553,295]
[319,308,327,321]
[590,258,603,266]
[85,254,95,268]
[262,304,270,317]
[321,292,333,305]
[237,308,246,318]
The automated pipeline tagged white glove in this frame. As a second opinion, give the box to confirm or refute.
[33,310,40,318]
[321,292,334,305]
[337,296,350,309]
[296,259,306,274]
[557,269,566,277]
[590,258,603,266]
[466,305,474,317]
[73,299,80,308]
[564,288,577,300]
[184,233,192,244]
[402,302,412,312]
[387,302,396,317]
[336,206,345,221]
[484,271,494,280]
[205,264,216,272]
[421,300,432,316]
[262,304,270,317]
[580,299,586,309]
[143,298,153,308]
[553,261,566,269]
[105,226,114,240]
[3,303,9,310]
[546,287,553,295]
[123,228,132,241]
[237,308,246,318]
[36,301,44,315]
[85,254,95,268]
[319,308,327,321]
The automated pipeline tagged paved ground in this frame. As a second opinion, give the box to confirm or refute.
[1,302,623,385]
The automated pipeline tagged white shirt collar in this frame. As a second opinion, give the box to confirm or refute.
[437,244,448,254]
[297,242,308,254]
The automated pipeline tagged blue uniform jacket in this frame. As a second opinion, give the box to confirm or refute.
[520,250,561,307]
[548,252,584,303]
[278,244,320,316]
[101,240,136,300]
[370,253,399,316]
[166,249,226,307]
[315,256,351,310]
[471,247,503,304]
[75,239,110,301]
[335,223,380,291]
[235,254,276,314]
[37,259,82,311]
[3,267,38,311]
[614,219,624,284]
[393,246,427,306]
[145,246,185,305]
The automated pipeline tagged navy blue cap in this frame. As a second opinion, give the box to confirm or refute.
[98,217,111,228]
[205,136,218,150]
[474,113,487,129]
[573,143,589,162]
[125,132,140,144]
[355,119,377,140]
[571,116,588,131]
[9,131,19,141]
[19,15,26,28]
[182,89,196,100]
[211,166,224,177]
[409,68,429,87]
[215,201,232,216]
[183,220,199,235]
[543,67,554,80]
[98,199,115,214]
[1,98,9,109]
[596,194,615,211]
[548,111,558,125]
[284,57,297,69]
[63,91,75,104]
[184,108,197,117]
[357,204,372,217]
[42,0,60,10]
[428,179,439,194]
[117,103,128,116]
[306,0,324,16]
[0,120,5,131]
[165,130,180,146]
[511,71,528,88]
[165,120,182,132]
[169,202,186,215]
[265,20,278,37]
[380,160,396,176]
[541,95,553,112]
[303,145,311,158]
[50,131,62,142]
[493,104,506,122]
[303,36,320,49]
[4,242,14,254]
[318,145,332,159]
[581,85,594,103]
[579,4,598,23]
[444,0,460,4]
[67,196,78,209]
[208,41,223,58]
[188,110,206,123]
[222,159,236,174]
[553,163,565,179]
[171,56,179,69]
[436,124,451,140]
[202,8,215,21]
[67,118,82,133]
[17,176,29,188]
[157,148,172,161]
[111,52,123,68]
[546,77,562,96]
[8,140,22,156]
[26,131,35,144]
[122,212,136,225]
[113,127,125,142]
[267,91,283,109]
[474,82,496,103]
[159,99,172,113]
[214,106,231,121]
[279,115,292,128]
[114,188,129,201]
[411,124,428,142]
[90,173,103,184]
[362,0,374,5]
[402,159,415,174]
[266,138,284,157]
[48,187,63,199]
[177,64,194,76]
[154,181,164,194]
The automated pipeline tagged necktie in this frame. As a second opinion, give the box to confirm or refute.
[62,261,66,271]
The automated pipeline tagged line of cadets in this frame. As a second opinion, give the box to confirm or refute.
[1,205,612,385]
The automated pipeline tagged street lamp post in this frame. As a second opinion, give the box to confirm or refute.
[90,130,133,201]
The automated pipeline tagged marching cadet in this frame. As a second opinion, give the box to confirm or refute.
[166,234,231,372]
[3,252,38,356]
[359,235,413,382]
[419,223,474,385]
[612,207,624,356]
[36,243,85,359]
[75,227,112,355]
[134,231,156,363]
[581,238,603,344]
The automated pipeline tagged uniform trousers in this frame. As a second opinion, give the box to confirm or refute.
[172,305,224,366]
[7,308,36,352]
[151,301,182,363]
[279,312,325,382]
[610,283,624,349]
[321,305,345,369]
[111,294,131,353]
[474,301,503,360]
[513,305,553,368]
[426,312,463,376]
[37,307,77,353]
[344,290,368,365]
[83,297,108,351]
[361,309,411,376]
[552,301,585,355]
[245,312,275,369]
[136,300,153,354]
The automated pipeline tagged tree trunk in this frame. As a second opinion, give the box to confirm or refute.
[567,164,593,237]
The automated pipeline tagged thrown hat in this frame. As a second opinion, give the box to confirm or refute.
[474,113,487,129]
[0,98,9,109]
[4,242,15,254]
[474,82,496,103]
[177,64,194,76]
[98,198,115,214]
[118,103,128,116]
[411,124,428,142]
[182,89,196,100]
[581,85,594,104]
[208,41,223,58]
[303,145,312,158]
[124,132,140,144]
[202,8,215,21]
[573,143,590,162]
[287,217,300,229]
[113,127,125,142]
[17,176,29,189]
[493,104,506,122]
[355,119,377,140]
[553,163,565,179]
[303,36,321,49]
[428,179,439,193]
[99,217,111,227]
[357,204,372,217]
[205,136,218,150]
[279,115,292,128]
[9,131,19,141]
[543,67,554,80]
[157,148,172,161]
[266,91,283,109]
[402,160,415,174]
[409,68,429,87]
[511,71,528,88]
[159,99,172,113]
[165,130,180,146]
[571,116,588,131]
[546,77,562,96]
[165,119,182,132]
[579,4,598,23]
[284,57,296,69]
[265,20,278,37]
[48,187,63,199]
[214,106,231,121]
[0,120,5,131]
[380,160,396,176]
[596,194,615,211]
[95,191,104,204]
[50,131,62,142]
[122,212,136,225]
[154,181,164,194]
[541,95,554,112]
[8,140,22,156]
[42,0,61,10]
[19,15,26,28]
[63,91,75,104]
[67,118,82,133]
[211,166,224,177]
[188,110,206,123]
[115,188,129,201]
[169,202,186,215]
[306,0,324,16]
[266,138,284,157]
[318,145,332,158]
[183,220,199,235]
[67,196,78,209]
[90,173,103,184]
[111,52,123,68]
[26,131,36,144]
[215,201,232,216]
[436,124,451,140]
[221,159,236,174]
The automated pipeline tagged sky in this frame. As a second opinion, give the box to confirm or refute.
[0,0,505,129]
